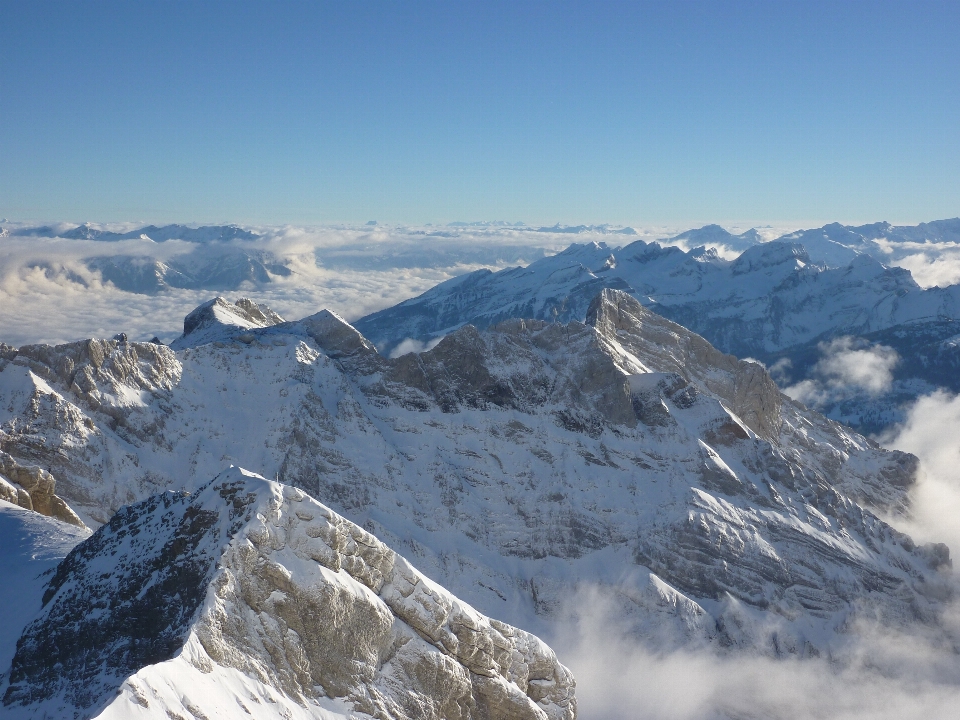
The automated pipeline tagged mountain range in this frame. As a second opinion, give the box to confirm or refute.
[0,292,945,665]
[3,219,960,717]
[355,231,960,433]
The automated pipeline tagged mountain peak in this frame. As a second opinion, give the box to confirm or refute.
[730,241,810,275]
[3,467,575,720]
[172,297,284,349]
[299,309,377,359]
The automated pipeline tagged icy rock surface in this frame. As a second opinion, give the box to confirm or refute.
[0,290,949,657]
[1,467,575,720]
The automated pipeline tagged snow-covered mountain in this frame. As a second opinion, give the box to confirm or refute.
[0,292,947,662]
[1,467,574,720]
[355,239,960,359]
[778,218,960,268]
[11,223,259,243]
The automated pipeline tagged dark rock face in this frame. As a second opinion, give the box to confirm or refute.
[3,478,256,717]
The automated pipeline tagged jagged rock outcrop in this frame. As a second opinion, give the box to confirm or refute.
[0,452,84,527]
[0,291,947,659]
[1,468,575,720]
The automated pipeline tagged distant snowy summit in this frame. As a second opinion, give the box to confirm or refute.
[1,467,575,720]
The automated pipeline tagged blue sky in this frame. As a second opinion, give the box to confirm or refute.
[1,0,958,226]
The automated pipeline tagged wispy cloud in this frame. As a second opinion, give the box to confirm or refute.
[874,237,960,289]
[879,390,960,554]
[783,336,899,408]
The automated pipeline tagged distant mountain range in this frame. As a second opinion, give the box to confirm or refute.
[6,218,960,431]
[354,222,960,434]
[9,223,259,242]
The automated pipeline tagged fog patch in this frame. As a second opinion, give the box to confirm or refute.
[783,336,899,408]
[874,237,960,289]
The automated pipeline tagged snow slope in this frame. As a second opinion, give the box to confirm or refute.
[0,501,90,675]
[0,291,947,661]
[1,467,574,720]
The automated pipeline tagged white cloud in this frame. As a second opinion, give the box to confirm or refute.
[879,390,960,555]
[388,336,444,358]
[783,336,899,408]
[872,238,960,289]
[0,226,557,346]
[556,587,960,720]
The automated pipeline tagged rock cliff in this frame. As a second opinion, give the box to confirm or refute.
[1,467,575,720]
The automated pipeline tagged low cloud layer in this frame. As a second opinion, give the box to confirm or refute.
[783,336,899,408]
[875,237,960,289]
[880,390,960,554]
[0,226,563,346]
[558,595,960,720]
[0,222,755,346]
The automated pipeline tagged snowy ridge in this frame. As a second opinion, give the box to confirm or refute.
[1,467,575,720]
[0,290,946,661]
[171,297,285,350]
[355,238,960,359]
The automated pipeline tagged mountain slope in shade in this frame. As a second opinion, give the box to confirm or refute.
[0,291,947,661]
[1,467,575,720]
[0,501,90,675]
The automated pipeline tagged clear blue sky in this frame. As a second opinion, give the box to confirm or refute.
[1,1,958,226]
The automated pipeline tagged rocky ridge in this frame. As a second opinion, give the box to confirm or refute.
[1,467,575,720]
[0,291,949,658]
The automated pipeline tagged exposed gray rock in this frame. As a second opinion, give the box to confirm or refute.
[2,468,575,720]
[0,452,84,527]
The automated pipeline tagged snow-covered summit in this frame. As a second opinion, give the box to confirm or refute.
[1,467,575,720]
[171,297,285,350]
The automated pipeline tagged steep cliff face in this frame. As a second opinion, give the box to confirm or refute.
[0,292,946,659]
[1,468,575,720]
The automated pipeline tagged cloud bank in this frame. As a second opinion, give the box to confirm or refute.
[1,222,771,347]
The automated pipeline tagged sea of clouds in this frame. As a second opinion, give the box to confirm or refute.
[0,221,789,346]
[4,221,960,718]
